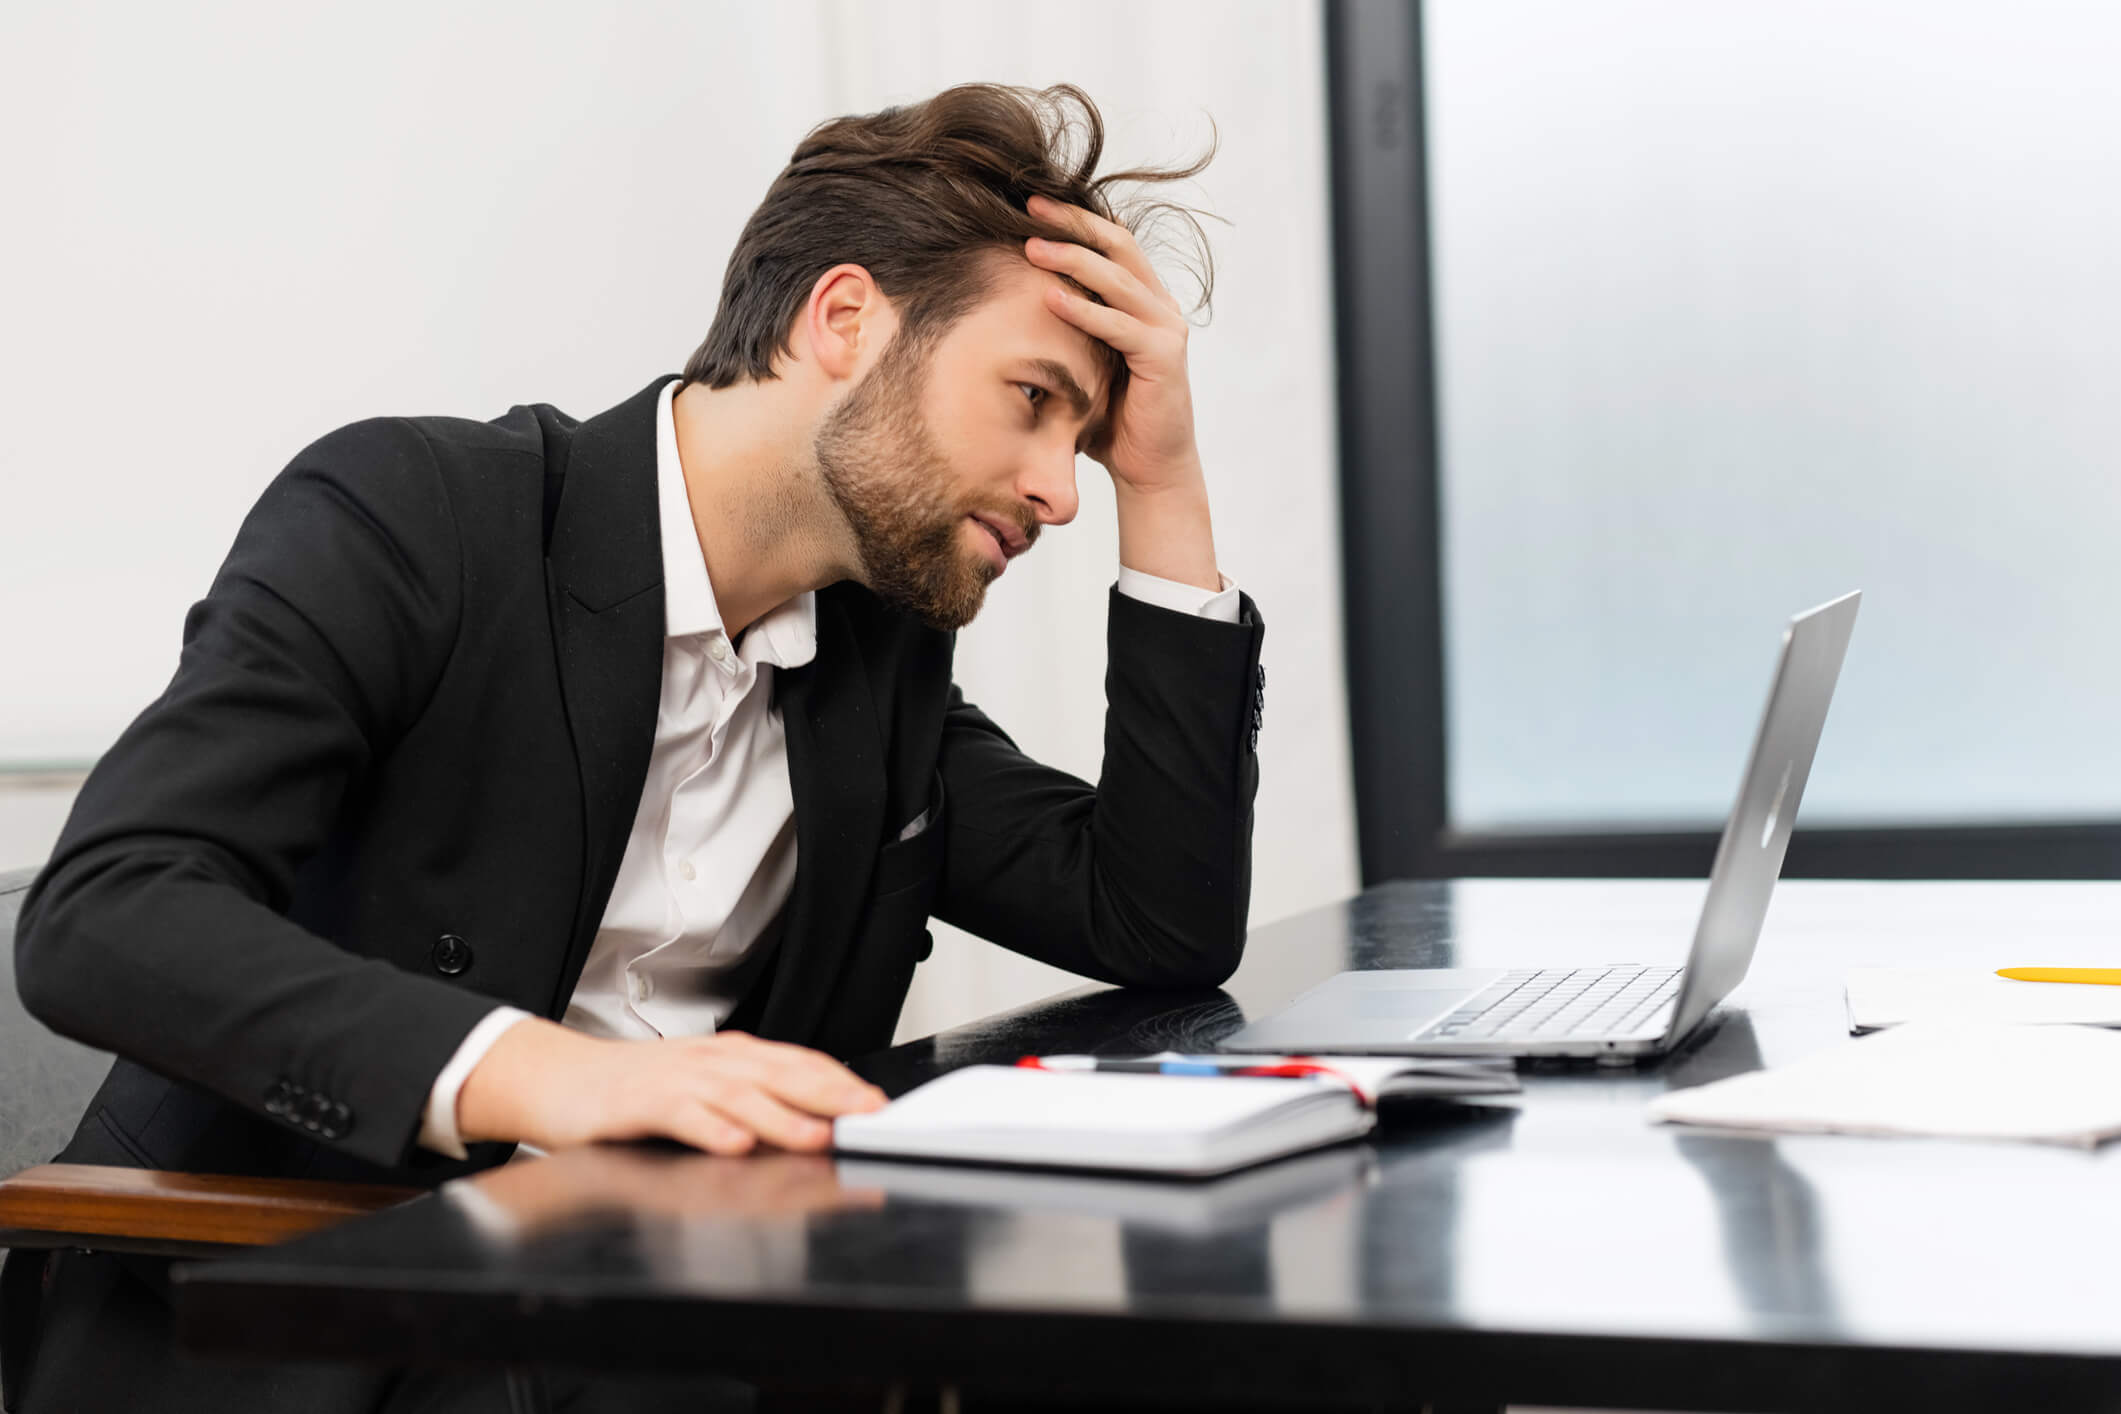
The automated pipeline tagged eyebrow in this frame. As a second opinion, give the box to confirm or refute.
[1024,358,1097,422]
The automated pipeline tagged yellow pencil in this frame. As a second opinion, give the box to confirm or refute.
[1997,967,2121,986]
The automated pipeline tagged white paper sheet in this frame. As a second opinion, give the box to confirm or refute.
[1649,1022,2121,1148]
[1845,967,2121,1032]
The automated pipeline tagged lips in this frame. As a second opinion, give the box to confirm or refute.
[969,516,1009,574]
[968,513,1031,576]
[970,513,1028,558]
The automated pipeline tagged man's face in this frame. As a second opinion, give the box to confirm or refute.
[813,258,1109,630]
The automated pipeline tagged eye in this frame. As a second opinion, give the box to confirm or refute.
[1017,383,1047,410]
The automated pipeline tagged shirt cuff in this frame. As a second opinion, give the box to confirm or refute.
[1115,568,1241,624]
[418,1006,534,1160]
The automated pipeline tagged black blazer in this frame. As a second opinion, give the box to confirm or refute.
[15,376,1266,1186]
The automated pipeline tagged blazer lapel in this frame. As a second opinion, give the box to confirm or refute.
[543,376,675,1016]
[756,588,887,1044]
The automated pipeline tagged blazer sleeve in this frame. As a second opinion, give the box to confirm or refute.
[931,587,1265,988]
[14,418,501,1169]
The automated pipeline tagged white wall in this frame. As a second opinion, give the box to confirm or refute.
[1,2,839,761]
[1428,0,2121,830]
[0,1,1356,1037]
[0,778,81,874]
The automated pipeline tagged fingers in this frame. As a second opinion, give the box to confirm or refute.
[661,1104,758,1157]
[697,1078,837,1152]
[657,1085,829,1157]
[1043,282,1164,360]
[1028,194,1175,310]
[645,1034,887,1157]
[707,1033,888,1117]
[1024,236,1171,325]
[580,1034,888,1158]
[1022,200,1191,371]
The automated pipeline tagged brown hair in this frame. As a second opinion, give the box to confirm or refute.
[682,82,1215,392]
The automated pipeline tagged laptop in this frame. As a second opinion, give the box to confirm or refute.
[1224,591,1861,1062]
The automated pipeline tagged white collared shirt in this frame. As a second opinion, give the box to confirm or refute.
[418,380,1239,1157]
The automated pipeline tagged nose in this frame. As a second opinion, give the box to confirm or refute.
[1020,449,1079,528]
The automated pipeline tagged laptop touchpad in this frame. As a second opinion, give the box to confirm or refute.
[1223,968,1503,1051]
[1351,987,1464,1030]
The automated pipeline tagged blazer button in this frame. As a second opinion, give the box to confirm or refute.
[326,1101,355,1139]
[432,933,474,976]
[264,1080,293,1116]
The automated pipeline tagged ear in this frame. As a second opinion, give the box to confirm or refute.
[802,263,890,383]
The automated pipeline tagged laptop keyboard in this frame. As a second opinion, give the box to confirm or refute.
[1427,964,1683,1042]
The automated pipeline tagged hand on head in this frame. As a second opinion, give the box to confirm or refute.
[1022,193,1202,493]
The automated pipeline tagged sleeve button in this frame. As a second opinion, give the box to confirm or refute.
[431,933,474,976]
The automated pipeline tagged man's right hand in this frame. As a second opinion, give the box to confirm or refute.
[455,1016,888,1155]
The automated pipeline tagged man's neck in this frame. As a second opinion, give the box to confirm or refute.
[669,378,853,641]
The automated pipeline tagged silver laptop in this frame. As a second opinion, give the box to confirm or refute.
[1225,591,1861,1062]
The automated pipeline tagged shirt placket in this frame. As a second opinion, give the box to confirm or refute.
[627,632,749,1030]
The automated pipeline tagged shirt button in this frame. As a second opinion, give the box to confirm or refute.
[707,637,731,665]
[678,859,697,882]
[631,973,655,1004]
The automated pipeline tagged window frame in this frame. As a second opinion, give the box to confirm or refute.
[1323,0,2121,882]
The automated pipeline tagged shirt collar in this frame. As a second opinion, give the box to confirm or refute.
[654,380,817,669]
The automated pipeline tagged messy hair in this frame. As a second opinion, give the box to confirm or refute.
[682,82,1215,393]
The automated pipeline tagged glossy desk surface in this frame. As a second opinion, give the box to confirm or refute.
[177,880,2121,1410]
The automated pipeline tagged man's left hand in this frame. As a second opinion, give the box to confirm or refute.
[1024,194,1203,491]
[1024,193,1220,590]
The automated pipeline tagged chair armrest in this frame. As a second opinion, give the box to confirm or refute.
[0,1164,418,1255]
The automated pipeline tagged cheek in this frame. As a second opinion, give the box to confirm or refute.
[923,378,1009,448]
[921,403,1020,486]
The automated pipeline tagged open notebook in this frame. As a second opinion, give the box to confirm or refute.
[834,1059,1515,1177]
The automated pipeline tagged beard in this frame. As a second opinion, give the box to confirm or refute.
[812,334,1037,631]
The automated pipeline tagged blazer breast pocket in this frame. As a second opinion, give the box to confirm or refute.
[872,771,946,900]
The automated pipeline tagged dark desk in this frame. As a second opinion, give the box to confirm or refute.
[175,880,2121,1411]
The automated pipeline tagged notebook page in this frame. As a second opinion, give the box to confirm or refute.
[847,1067,1342,1140]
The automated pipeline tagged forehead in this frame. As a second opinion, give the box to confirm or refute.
[934,256,1112,405]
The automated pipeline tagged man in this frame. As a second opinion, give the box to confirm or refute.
[5,82,1262,1410]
